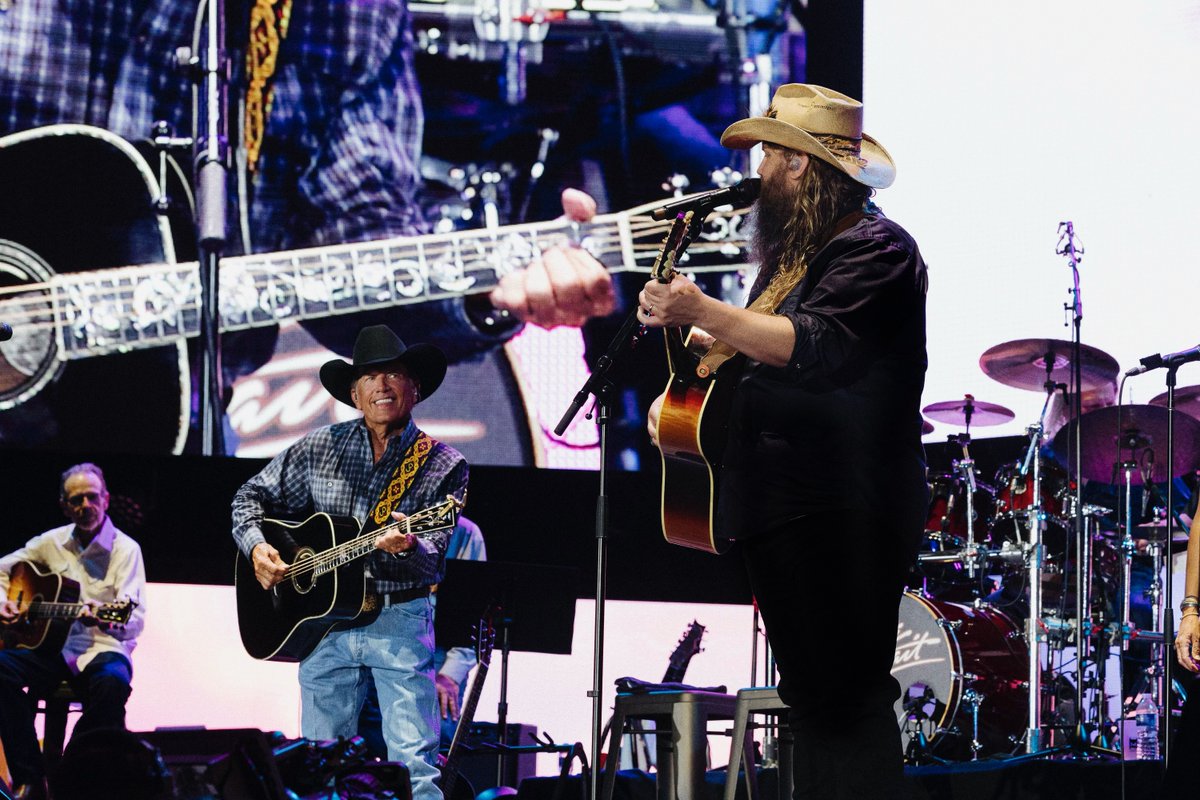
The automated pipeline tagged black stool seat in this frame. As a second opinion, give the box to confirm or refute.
[30,680,83,767]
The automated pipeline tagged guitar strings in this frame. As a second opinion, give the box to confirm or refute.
[0,219,751,339]
[281,500,457,582]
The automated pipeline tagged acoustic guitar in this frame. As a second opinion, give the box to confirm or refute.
[652,212,745,554]
[2,560,138,652]
[235,495,461,662]
[0,124,751,455]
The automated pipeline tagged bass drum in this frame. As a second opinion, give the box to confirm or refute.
[892,593,1027,760]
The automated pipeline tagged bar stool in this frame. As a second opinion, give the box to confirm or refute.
[31,681,84,767]
[722,687,792,800]
[601,689,741,800]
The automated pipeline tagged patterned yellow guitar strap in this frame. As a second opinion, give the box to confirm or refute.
[366,432,435,532]
[245,0,294,171]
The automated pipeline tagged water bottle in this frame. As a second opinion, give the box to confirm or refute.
[1134,694,1160,760]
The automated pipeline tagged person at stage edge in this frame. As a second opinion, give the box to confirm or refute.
[231,324,469,800]
[1166,513,1200,796]
[0,463,148,800]
[641,84,929,799]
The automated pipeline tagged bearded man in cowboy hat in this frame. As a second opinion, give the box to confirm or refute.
[232,324,467,800]
[640,85,929,798]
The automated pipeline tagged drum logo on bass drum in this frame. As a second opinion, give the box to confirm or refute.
[893,623,945,672]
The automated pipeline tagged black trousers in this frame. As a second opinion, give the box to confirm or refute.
[742,509,920,800]
[0,648,132,788]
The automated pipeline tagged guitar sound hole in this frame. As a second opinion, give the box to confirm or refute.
[289,549,317,594]
[0,239,58,407]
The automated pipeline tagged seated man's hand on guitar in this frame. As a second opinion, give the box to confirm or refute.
[488,189,615,329]
[77,599,114,630]
[377,511,418,555]
[1177,613,1200,672]
[0,598,19,623]
[436,672,461,720]
[251,542,290,590]
[647,393,665,448]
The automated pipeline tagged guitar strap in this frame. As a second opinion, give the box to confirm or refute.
[245,0,294,171]
[362,431,436,537]
[697,210,871,377]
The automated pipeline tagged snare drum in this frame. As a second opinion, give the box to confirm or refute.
[892,593,1027,759]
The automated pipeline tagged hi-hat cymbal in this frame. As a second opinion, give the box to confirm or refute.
[1050,404,1200,484]
[980,338,1119,392]
[1149,385,1200,422]
[922,395,1015,427]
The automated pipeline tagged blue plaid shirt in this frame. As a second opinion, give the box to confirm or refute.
[0,0,424,251]
[231,417,469,592]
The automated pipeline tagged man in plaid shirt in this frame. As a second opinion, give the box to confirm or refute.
[233,324,467,800]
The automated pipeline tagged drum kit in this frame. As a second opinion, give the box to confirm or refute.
[892,337,1200,763]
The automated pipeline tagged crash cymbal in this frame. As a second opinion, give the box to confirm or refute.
[922,395,1015,428]
[1050,404,1200,484]
[980,338,1119,393]
[1149,385,1200,422]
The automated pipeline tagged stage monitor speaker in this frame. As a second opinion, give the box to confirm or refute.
[451,722,538,793]
[138,728,288,800]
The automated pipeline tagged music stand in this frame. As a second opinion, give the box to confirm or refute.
[435,559,579,785]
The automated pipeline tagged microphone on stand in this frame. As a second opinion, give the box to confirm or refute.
[650,177,761,221]
[1125,343,1200,376]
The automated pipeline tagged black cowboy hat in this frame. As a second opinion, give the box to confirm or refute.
[319,325,447,407]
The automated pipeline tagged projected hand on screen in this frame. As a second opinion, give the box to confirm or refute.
[489,189,615,328]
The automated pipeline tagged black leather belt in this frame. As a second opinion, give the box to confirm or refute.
[366,586,431,610]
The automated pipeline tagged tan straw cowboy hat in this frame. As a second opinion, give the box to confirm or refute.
[720,83,896,189]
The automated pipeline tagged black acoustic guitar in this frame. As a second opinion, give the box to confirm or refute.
[0,124,752,456]
[2,560,137,652]
[235,495,461,662]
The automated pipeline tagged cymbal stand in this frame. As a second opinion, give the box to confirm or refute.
[1018,379,1058,754]
[949,431,983,583]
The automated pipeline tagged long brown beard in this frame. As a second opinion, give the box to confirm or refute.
[747,156,873,310]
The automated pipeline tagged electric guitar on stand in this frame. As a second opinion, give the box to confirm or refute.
[440,610,498,800]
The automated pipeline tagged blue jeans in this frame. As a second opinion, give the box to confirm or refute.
[299,595,441,800]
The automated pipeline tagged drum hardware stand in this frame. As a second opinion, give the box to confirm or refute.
[149,122,193,215]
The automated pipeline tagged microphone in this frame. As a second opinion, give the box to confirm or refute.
[1125,343,1200,376]
[650,177,761,221]
[0,323,11,342]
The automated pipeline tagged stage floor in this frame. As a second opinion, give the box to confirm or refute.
[516,758,1165,800]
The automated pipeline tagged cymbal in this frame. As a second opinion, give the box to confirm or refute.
[1149,385,1200,422]
[979,338,1119,393]
[922,395,1015,427]
[1050,404,1200,484]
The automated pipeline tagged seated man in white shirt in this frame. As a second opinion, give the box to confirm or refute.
[0,463,147,800]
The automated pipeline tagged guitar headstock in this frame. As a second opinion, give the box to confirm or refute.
[650,211,694,284]
[409,494,464,537]
[666,620,706,676]
[95,598,137,627]
[474,608,497,669]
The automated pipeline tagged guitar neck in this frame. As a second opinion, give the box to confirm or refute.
[304,501,459,580]
[443,660,490,786]
[22,600,87,621]
[50,205,750,360]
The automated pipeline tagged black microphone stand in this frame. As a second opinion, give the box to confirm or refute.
[1162,363,1179,769]
[555,305,646,800]
[192,0,230,455]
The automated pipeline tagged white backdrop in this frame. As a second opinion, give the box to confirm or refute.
[864,0,1200,444]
